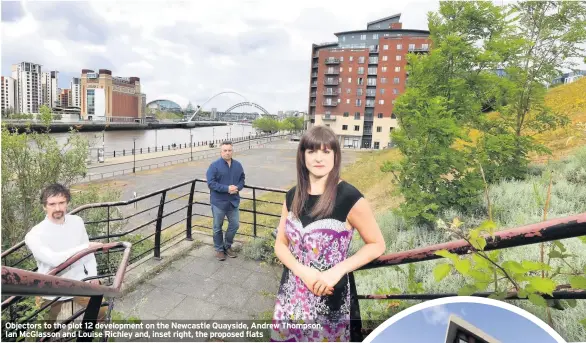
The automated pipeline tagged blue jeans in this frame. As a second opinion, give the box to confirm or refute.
[211,204,240,252]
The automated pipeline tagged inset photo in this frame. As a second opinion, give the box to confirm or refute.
[365,296,568,343]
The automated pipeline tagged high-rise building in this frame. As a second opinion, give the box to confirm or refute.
[80,69,142,120]
[70,77,81,107]
[444,315,500,343]
[59,89,71,107]
[140,93,147,119]
[1,76,16,115]
[308,14,430,149]
[12,62,42,114]
[42,71,59,108]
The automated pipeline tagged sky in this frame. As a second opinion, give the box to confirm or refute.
[370,302,560,343]
[0,0,440,113]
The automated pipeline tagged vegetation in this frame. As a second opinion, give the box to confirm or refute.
[387,1,586,225]
[252,116,303,133]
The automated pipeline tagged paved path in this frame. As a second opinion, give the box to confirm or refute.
[116,245,282,322]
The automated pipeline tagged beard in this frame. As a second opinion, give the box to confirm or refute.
[52,211,64,219]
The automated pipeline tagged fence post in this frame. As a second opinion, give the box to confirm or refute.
[186,181,196,241]
[253,188,257,237]
[114,151,116,157]
[154,191,166,260]
[123,149,125,156]
[106,206,111,285]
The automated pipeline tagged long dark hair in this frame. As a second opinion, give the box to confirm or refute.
[291,126,342,220]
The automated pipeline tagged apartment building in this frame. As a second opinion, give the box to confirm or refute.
[42,71,59,108]
[80,69,142,120]
[11,62,43,114]
[1,76,16,115]
[444,315,501,343]
[308,14,431,149]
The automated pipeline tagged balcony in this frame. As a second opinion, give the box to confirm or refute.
[408,46,430,53]
[369,46,379,53]
[322,114,337,120]
[368,71,377,76]
[324,69,340,75]
[364,114,374,122]
[322,101,338,107]
[365,102,375,108]
[363,129,373,135]
[313,63,319,68]
[324,79,339,86]
[311,73,318,78]
[313,53,319,58]
[368,58,379,64]
[310,92,317,97]
[323,90,339,96]
[325,58,341,65]
[310,101,316,106]
[311,82,318,87]
[366,90,376,97]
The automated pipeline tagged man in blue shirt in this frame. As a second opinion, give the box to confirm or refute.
[206,141,246,260]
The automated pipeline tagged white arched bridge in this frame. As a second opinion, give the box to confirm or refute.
[187,91,275,123]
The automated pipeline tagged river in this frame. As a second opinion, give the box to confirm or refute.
[49,124,257,152]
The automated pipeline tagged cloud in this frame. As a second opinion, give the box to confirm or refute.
[1,0,437,112]
[422,305,451,326]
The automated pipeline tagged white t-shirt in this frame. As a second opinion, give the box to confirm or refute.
[25,214,98,300]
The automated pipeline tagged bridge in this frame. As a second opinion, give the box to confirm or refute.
[2,173,585,341]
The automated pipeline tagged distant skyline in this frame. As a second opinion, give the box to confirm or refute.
[370,302,560,343]
[1,0,439,112]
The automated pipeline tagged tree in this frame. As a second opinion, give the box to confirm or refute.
[386,1,506,225]
[1,124,90,250]
[253,117,279,132]
[476,1,586,181]
[39,104,53,127]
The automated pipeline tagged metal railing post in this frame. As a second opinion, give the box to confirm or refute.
[107,206,111,284]
[78,295,103,342]
[253,188,257,237]
[154,191,166,260]
[186,181,196,241]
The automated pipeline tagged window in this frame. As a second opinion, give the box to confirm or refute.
[381,66,387,72]
[396,55,402,61]
[378,113,383,118]
[357,77,364,85]
[349,67,353,72]
[342,125,348,130]
[360,34,366,40]
[395,66,401,72]
[340,67,343,72]
[377,126,382,132]
[383,44,388,50]
[348,77,352,83]
[354,112,360,119]
[374,142,380,149]
[358,56,365,63]
[390,127,393,132]
[397,44,402,50]
[422,43,429,49]
[394,77,400,84]
[349,56,354,62]
[409,43,415,50]
[357,89,363,96]
[372,34,379,39]
[355,99,362,106]
[379,99,385,105]
[346,99,350,104]
[393,88,398,94]
[354,125,360,131]
[344,112,349,117]
[358,67,364,74]
[380,88,385,94]
[382,55,388,61]
[391,113,397,118]
[381,77,387,84]
[346,88,351,94]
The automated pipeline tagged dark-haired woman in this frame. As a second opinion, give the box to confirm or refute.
[271,126,385,342]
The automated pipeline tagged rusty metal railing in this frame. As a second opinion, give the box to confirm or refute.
[1,241,132,342]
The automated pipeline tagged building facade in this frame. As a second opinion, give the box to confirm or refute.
[550,69,586,86]
[444,315,500,343]
[12,62,42,114]
[80,69,142,120]
[308,14,430,149]
[70,77,81,108]
[42,71,59,108]
[1,76,16,115]
[59,88,71,107]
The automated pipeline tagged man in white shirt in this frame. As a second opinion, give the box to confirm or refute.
[25,183,106,322]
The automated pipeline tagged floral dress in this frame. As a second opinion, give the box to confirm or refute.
[271,181,364,342]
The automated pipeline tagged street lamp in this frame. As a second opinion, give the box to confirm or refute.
[132,137,137,173]
[190,128,193,161]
